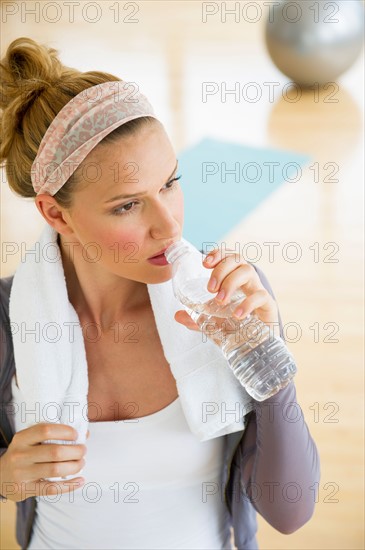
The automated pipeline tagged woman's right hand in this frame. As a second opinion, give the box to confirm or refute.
[0,423,89,502]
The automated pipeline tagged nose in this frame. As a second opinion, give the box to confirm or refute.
[149,202,181,240]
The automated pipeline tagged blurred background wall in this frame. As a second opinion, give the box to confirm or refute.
[1,1,364,548]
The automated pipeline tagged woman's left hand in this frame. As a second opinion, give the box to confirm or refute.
[174,247,280,332]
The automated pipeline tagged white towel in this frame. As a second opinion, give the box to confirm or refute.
[9,224,254,479]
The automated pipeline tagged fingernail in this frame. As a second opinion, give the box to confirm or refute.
[205,255,214,264]
[234,308,244,318]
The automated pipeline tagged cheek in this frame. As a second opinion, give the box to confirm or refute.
[175,190,184,221]
[70,212,144,264]
[96,226,144,263]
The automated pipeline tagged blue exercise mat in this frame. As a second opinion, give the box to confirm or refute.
[177,137,311,250]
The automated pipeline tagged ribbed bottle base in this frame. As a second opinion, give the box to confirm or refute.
[227,336,297,401]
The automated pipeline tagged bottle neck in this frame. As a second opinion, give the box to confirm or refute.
[164,240,190,264]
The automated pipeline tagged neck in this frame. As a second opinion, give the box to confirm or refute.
[58,234,150,331]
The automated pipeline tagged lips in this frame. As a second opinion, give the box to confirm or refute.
[148,243,175,259]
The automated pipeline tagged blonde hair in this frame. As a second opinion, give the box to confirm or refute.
[0,37,157,209]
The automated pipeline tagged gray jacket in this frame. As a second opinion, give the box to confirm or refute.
[0,266,320,549]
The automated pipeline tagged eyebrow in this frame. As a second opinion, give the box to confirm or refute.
[104,160,179,204]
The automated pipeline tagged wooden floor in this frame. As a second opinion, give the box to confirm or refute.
[1,2,364,549]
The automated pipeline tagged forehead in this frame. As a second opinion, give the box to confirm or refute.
[75,126,176,197]
[87,124,173,169]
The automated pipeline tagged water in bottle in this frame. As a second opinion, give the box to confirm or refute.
[164,240,297,401]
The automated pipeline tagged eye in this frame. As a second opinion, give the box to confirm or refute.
[111,175,182,216]
[164,175,181,191]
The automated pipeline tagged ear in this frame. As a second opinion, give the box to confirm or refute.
[35,194,74,236]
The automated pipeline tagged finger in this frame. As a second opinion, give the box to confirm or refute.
[29,443,87,465]
[232,289,277,324]
[202,247,221,266]
[174,310,201,330]
[206,259,262,300]
[19,423,78,448]
[31,457,86,482]
[205,254,243,293]
[33,477,85,497]
[203,247,233,267]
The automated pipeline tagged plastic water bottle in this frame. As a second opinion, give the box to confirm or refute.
[164,240,297,401]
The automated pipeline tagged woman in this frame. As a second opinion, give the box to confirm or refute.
[0,37,320,550]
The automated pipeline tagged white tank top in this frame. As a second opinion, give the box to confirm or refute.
[11,375,233,549]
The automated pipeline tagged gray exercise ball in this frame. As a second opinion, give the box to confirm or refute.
[265,0,364,87]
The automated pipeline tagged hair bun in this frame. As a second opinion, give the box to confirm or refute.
[0,36,125,201]
[0,36,62,111]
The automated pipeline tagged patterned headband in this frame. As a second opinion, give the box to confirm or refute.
[30,81,158,196]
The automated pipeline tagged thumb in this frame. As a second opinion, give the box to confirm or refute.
[174,310,201,331]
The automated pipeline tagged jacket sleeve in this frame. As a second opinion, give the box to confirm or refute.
[236,264,321,534]
[0,277,13,500]
[0,324,10,501]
